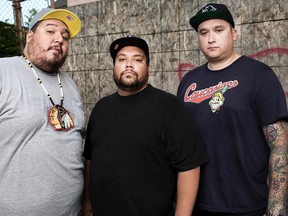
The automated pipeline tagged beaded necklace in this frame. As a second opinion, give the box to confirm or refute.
[23,55,74,131]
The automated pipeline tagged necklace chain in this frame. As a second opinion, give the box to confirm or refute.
[22,55,64,106]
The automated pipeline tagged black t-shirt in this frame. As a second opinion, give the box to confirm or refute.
[84,85,207,216]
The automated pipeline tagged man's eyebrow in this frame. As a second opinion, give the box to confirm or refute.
[45,23,58,28]
[117,54,144,58]
[214,25,225,28]
[117,54,126,57]
[44,23,70,35]
[199,25,225,31]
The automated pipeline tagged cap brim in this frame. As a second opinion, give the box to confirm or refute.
[110,37,150,63]
[190,12,234,31]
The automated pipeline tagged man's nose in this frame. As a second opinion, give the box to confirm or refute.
[54,32,64,43]
[208,33,216,43]
[126,60,133,68]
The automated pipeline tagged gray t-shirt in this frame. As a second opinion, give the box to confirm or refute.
[0,56,86,216]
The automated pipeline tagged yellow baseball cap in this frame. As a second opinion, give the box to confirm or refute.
[29,8,81,38]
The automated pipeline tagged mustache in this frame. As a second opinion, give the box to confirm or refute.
[121,70,137,76]
[48,46,62,53]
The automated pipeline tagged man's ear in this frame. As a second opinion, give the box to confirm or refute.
[26,30,34,43]
[147,64,150,75]
[232,28,238,41]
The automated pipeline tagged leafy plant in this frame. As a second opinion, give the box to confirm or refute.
[24,8,37,28]
[0,21,22,57]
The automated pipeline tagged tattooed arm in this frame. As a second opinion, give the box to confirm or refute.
[263,120,288,216]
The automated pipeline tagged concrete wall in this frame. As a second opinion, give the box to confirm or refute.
[61,0,288,120]
[68,0,100,7]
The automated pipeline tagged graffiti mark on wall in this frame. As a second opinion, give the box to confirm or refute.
[249,48,288,59]
[177,63,198,81]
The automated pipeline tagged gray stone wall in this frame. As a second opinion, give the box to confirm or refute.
[60,0,288,121]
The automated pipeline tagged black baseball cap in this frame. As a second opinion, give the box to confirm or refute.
[110,35,150,64]
[189,3,235,31]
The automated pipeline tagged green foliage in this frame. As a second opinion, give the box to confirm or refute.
[0,21,22,57]
[24,8,38,28]
[0,4,49,57]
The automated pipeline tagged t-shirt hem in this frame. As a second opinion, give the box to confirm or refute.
[196,202,267,213]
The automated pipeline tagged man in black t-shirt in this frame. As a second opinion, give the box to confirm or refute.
[177,3,288,216]
[82,36,208,216]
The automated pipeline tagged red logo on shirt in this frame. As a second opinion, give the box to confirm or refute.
[184,81,239,104]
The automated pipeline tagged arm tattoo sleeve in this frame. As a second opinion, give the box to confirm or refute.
[263,120,288,216]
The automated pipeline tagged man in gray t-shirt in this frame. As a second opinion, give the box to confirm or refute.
[0,8,85,216]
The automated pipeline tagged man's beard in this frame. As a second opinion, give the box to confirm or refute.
[27,40,67,72]
[113,70,148,92]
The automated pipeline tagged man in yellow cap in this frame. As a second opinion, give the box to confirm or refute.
[0,8,85,215]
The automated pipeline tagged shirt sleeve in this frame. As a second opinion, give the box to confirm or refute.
[83,110,95,160]
[163,101,208,171]
[254,68,288,127]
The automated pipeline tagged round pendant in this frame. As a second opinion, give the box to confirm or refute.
[48,105,74,131]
